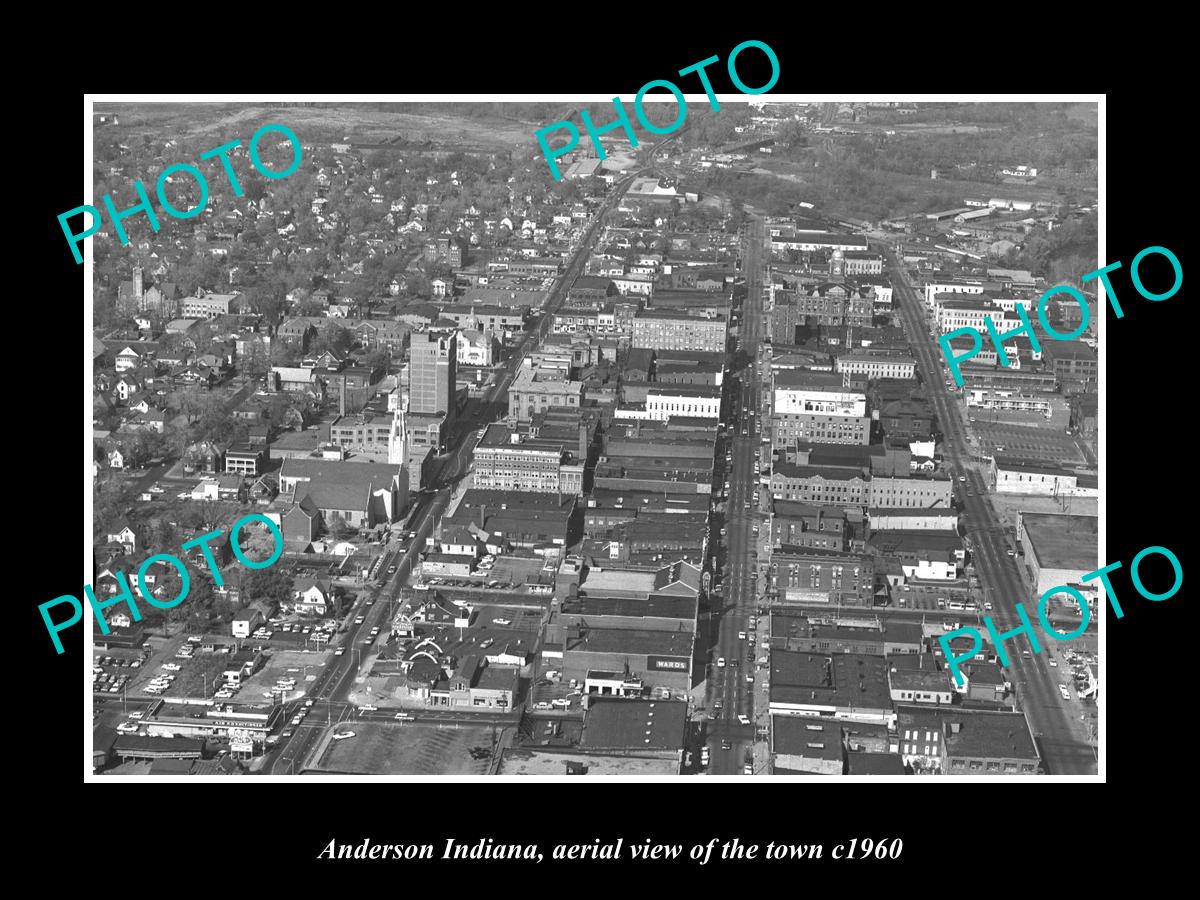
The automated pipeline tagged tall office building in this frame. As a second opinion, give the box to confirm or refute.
[409,329,457,419]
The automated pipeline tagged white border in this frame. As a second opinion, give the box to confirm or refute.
[84,93,1104,783]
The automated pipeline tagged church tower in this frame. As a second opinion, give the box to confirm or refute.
[830,248,845,280]
[388,400,407,466]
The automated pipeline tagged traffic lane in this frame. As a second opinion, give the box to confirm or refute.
[887,254,1091,773]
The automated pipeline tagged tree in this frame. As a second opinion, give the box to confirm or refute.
[327,513,353,540]
[243,567,295,607]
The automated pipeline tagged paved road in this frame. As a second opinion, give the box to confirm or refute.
[266,168,643,775]
[706,217,766,775]
[884,248,1096,774]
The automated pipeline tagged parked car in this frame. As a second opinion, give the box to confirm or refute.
[332,731,356,740]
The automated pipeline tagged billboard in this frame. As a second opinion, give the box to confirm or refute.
[647,655,690,672]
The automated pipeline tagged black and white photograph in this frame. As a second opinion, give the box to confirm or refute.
[71,94,1118,784]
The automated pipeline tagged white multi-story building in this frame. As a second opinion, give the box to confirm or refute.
[644,386,722,421]
[836,353,916,381]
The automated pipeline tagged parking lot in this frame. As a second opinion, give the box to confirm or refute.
[92,652,148,698]
[310,721,499,775]
[237,648,331,702]
[970,421,1089,466]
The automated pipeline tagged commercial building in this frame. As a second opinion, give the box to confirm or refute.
[770,502,848,551]
[409,330,457,419]
[967,390,1061,421]
[836,352,916,381]
[896,706,1041,775]
[562,627,695,695]
[329,413,393,450]
[770,614,924,656]
[868,530,964,581]
[472,422,585,495]
[579,699,687,760]
[887,655,954,705]
[771,371,870,447]
[632,309,727,353]
[643,385,722,421]
[768,229,869,253]
[767,651,893,723]
[438,304,527,335]
[991,457,1082,496]
[768,547,875,606]
[1043,340,1098,388]
[868,475,954,510]
[770,463,869,507]
[771,717,845,775]
[508,363,584,423]
[869,508,959,531]
[1017,512,1098,600]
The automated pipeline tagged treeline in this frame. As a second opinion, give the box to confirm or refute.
[1000,212,1099,283]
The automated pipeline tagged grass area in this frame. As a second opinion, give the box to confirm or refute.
[95,103,533,148]
[163,653,228,699]
[312,722,498,775]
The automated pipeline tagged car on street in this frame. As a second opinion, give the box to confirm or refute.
[354,616,365,624]
[493,618,512,626]
[388,565,397,574]
[117,722,139,733]
[738,631,747,640]
[720,739,732,751]
[1049,659,1058,667]
[1022,649,1032,658]
[335,647,345,656]
[958,475,967,482]
[717,657,726,668]
[1006,549,1017,557]
[1058,684,1071,701]
[984,601,993,611]
[394,712,415,722]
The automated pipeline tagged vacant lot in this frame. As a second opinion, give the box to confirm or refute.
[95,103,533,149]
[311,722,498,775]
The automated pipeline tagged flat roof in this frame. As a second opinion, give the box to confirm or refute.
[769,651,892,711]
[497,748,679,776]
[1021,512,1098,572]
[579,568,656,597]
[561,595,697,621]
[580,698,687,751]
[567,627,693,657]
[772,715,843,760]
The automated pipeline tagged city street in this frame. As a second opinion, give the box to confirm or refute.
[267,164,643,774]
[884,248,1097,774]
[706,216,767,775]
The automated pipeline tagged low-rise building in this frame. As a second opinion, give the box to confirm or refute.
[768,651,893,723]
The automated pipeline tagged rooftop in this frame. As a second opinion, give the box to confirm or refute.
[579,698,687,751]
[1021,512,1098,572]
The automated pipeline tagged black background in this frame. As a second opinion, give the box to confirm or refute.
[19,21,1189,883]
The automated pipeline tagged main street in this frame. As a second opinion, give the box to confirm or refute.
[707,216,766,775]
[883,248,1096,774]
[267,167,642,774]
